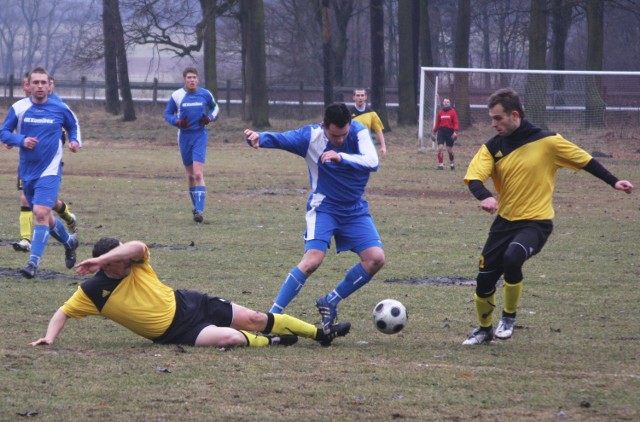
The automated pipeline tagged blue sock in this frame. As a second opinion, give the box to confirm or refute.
[193,186,206,213]
[270,267,308,313]
[29,224,50,267]
[330,263,373,304]
[189,186,196,209]
[49,218,71,246]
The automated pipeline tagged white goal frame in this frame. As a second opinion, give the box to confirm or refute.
[418,67,640,150]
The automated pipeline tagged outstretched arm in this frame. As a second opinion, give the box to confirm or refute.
[31,309,69,346]
[75,241,146,275]
[582,158,633,193]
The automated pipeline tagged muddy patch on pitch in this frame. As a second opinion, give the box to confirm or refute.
[0,267,81,282]
[385,276,476,286]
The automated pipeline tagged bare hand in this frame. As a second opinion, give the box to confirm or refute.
[479,197,498,214]
[75,257,102,275]
[244,129,260,149]
[31,338,53,346]
[321,150,341,164]
[23,137,38,149]
[68,141,81,153]
[615,180,633,194]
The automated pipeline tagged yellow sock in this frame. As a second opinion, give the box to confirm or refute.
[239,330,270,347]
[503,281,524,315]
[271,314,318,340]
[474,292,496,328]
[56,202,74,225]
[19,208,32,241]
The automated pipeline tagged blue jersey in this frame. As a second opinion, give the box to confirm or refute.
[256,120,379,216]
[164,87,219,132]
[0,97,81,182]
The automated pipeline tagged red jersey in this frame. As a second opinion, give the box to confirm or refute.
[433,107,459,132]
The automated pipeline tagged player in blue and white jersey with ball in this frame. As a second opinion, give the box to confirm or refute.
[244,103,385,333]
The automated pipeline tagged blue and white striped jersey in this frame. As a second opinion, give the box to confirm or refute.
[257,120,379,216]
[164,87,219,131]
[0,97,81,181]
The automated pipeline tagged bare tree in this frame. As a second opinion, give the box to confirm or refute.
[240,0,269,127]
[397,0,417,125]
[525,0,548,127]
[585,0,605,128]
[103,0,135,121]
[103,0,120,115]
[331,0,354,95]
[199,0,218,95]
[453,0,471,129]
[320,0,334,106]
[370,0,389,129]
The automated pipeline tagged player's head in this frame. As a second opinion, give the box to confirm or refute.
[352,88,368,107]
[48,75,55,94]
[488,88,524,136]
[93,237,132,278]
[28,67,51,102]
[323,103,352,147]
[183,67,199,92]
[488,88,525,119]
[93,237,122,258]
[324,103,351,128]
[22,72,31,96]
[442,98,451,107]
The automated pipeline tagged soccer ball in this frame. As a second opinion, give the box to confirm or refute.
[372,299,407,334]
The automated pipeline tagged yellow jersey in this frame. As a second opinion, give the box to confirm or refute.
[60,246,176,340]
[465,120,592,221]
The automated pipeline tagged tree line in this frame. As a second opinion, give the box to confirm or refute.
[1,0,639,128]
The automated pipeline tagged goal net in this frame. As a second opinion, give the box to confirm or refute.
[418,67,640,150]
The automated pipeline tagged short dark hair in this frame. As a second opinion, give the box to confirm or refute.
[183,67,198,78]
[488,87,525,119]
[323,103,352,128]
[92,237,121,258]
[353,88,367,95]
[29,67,49,82]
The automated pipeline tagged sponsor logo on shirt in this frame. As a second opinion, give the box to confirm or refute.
[182,102,204,107]
[24,117,55,124]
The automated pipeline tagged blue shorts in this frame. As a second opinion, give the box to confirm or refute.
[304,209,383,254]
[179,130,208,166]
[22,176,60,209]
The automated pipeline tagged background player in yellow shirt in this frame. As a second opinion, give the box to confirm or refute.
[462,88,633,345]
[350,88,387,158]
[31,238,350,348]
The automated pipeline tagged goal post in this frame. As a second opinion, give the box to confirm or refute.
[418,67,640,149]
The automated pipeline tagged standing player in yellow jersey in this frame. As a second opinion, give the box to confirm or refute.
[350,88,387,158]
[31,238,350,348]
[462,88,633,345]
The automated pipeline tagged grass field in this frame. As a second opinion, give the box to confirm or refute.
[1,105,639,421]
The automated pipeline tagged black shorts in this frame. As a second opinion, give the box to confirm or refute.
[480,216,553,271]
[153,289,234,346]
[437,127,455,147]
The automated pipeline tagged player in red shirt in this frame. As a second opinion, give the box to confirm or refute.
[432,98,459,170]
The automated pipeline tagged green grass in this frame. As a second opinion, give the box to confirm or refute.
[1,106,639,421]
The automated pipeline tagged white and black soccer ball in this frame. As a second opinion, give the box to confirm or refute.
[372,299,407,334]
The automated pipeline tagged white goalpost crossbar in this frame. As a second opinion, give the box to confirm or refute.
[418,67,640,149]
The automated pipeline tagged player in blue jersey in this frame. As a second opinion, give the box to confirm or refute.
[164,67,219,223]
[11,74,77,253]
[244,103,386,333]
[0,67,81,279]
